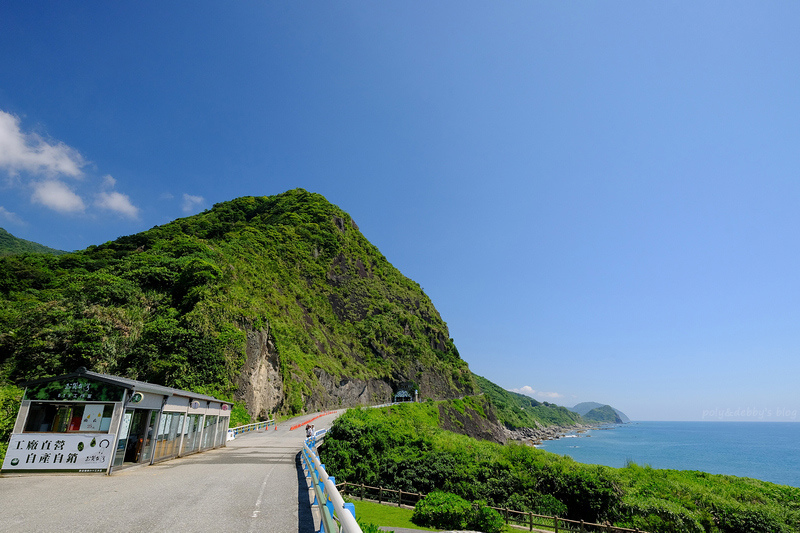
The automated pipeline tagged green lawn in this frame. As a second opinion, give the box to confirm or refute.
[350,500,438,531]
[349,499,522,533]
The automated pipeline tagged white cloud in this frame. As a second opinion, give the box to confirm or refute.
[1,109,142,219]
[96,191,139,219]
[510,386,563,400]
[0,111,85,179]
[0,206,24,225]
[31,180,85,213]
[182,193,204,213]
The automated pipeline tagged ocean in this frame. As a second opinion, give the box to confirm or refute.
[537,421,800,488]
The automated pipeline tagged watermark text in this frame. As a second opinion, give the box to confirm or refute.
[701,407,797,421]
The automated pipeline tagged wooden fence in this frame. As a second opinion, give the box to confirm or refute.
[336,482,648,533]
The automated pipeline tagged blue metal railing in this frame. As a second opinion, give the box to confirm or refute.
[302,432,361,533]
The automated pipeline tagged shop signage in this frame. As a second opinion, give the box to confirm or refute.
[2,434,114,473]
[24,377,126,403]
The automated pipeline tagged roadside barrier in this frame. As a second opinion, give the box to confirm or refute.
[302,433,361,533]
[227,419,275,440]
[291,411,337,431]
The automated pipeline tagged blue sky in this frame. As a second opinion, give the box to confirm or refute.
[1,2,798,421]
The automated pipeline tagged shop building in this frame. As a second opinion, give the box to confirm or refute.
[1,368,232,475]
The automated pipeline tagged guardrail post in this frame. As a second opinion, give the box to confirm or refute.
[326,476,336,518]
[344,502,356,521]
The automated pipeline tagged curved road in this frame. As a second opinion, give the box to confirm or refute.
[0,411,342,533]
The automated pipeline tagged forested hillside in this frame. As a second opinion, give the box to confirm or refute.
[0,189,475,420]
[0,228,67,256]
[474,374,582,428]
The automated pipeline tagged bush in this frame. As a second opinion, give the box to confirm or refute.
[0,384,24,464]
[412,491,472,530]
[412,491,504,533]
[470,501,505,533]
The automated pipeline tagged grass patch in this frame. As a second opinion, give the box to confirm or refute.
[350,499,517,532]
[351,500,438,531]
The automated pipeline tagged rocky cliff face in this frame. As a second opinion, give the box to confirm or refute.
[308,369,393,409]
[236,326,284,419]
[437,398,508,444]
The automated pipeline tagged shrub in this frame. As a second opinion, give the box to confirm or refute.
[412,491,504,533]
[0,384,24,464]
[357,520,390,533]
[412,491,472,530]
[470,501,505,533]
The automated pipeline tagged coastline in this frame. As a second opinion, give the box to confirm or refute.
[506,422,615,446]
[535,421,800,488]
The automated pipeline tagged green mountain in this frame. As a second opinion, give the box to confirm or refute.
[0,189,480,420]
[0,227,68,256]
[570,401,630,423]
[474,374,582,429]
[582,405,623,424]
[0,189,587,435]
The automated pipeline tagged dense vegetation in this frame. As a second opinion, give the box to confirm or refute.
[0,384,23,464]
[0,190,474,425]
[474,374,583,428]
[321,403,800,533]
[0,228,68,256]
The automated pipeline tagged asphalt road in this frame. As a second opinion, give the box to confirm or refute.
[0,411,342,533]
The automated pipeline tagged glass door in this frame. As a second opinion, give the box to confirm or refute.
[139,411,156,463]
[113,409,134,467]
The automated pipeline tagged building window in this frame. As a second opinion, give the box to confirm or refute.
[24,403,114,433]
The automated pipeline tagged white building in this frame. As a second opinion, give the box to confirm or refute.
[2,367,232,475]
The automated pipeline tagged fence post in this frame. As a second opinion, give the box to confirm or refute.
[580,520,585,533]
[504,508,509,524]
[529,511,533,531]
[360,483,365,500]
[398,490,403,507]
[554,516,558,533]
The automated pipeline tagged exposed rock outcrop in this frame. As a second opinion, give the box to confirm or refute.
[309,369,393,409]
[236,326,283,419]
[438,400,508,444]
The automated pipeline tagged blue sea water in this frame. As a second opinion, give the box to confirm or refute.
[537,421,800,487]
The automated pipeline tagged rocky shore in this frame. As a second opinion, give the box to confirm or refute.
[505,423,597,446]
